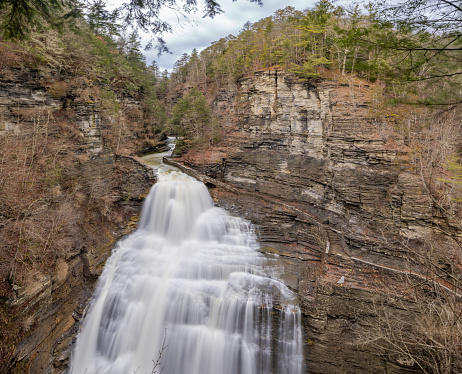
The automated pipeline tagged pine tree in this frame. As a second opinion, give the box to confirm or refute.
[169,87,214,146]
[0,0,264,45]
[0,0,73,39]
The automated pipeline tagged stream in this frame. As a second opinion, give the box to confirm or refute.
[69,140,303,374]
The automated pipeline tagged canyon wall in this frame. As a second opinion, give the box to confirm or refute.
[3,66,460,373]
[0,67,156,373]
[173,70,462,373]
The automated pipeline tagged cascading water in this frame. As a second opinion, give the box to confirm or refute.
[70,160,303,374]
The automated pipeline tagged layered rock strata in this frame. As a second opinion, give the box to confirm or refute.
[3,155,155,374]
[172,70,462,373]
[0,67,157,373]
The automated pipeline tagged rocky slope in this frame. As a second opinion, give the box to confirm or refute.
[0,66,156,373]
[172,70,462,373]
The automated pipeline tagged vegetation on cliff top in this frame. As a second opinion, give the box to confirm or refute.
[168,0,461,103]
[166,0,461,210]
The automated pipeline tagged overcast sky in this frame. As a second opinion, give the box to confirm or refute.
[138,0,315,71]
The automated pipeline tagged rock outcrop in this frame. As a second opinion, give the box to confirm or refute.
[172,70,462,373]
[0,67,157,373]
[0,68,101,155]
[7,155,155,374]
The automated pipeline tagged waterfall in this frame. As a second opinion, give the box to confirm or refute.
[69,166,303,374]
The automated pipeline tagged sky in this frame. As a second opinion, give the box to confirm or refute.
[139,0,315,71]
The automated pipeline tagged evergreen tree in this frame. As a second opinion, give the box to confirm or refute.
[86,0,120,37]
[0,0,74,39]
[0,0,263,43]
[169,87,214,146]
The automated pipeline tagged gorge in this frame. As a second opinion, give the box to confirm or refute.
[1,7,461,371]
[70,159,304,374]
[3,67,460,374]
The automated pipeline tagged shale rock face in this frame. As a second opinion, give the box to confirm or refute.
[0,68,103,155]
[3,155,155,374]
[0,68,156,373]
[174,70,462,373]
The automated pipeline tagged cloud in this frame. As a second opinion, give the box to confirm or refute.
[142,0,312,71]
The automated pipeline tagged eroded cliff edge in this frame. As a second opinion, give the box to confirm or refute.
[0,67,156,373]
[170,70,462,373]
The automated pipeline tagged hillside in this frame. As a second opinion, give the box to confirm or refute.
[0,22,167,372]
[165,3,462,223]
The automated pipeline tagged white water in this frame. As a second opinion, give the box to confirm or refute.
[70,162,303,374]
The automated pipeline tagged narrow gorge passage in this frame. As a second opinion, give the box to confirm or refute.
[69,151,303,374]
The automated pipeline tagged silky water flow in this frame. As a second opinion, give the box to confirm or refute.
[69,165,303,374]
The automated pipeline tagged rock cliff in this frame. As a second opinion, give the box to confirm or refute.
[0,66,156,373]
[172,70,462,373]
